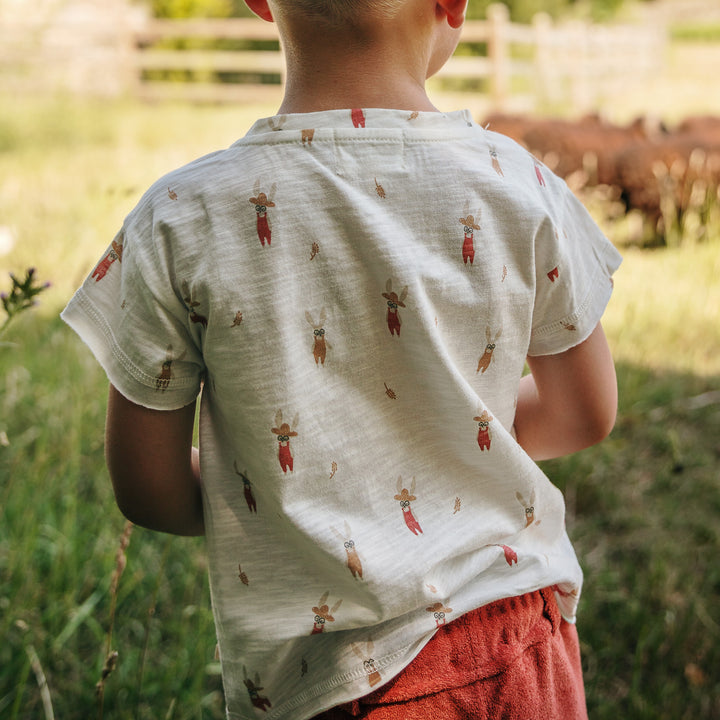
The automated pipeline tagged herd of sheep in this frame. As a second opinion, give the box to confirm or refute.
[482,112,720,244]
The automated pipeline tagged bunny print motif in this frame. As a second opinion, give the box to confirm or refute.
[474,410,493,451]
[351,108,366,128]
[459,212,481,265]
[181,280,208,328]
[352,641,382,688]
[477,327,502,373]
[92,238,123,282]
[243,667,272,712]
[489,146,504,176]
[234,462,257,513]
[394,476,423,535]
[382,279,408,336]
[331,522,363,579]
[305,309,330,365]
[516,490,536,527]
[496,544,518,566]
[426,602,453,628]
[311,591,342,634]
[271,410,298,473]
[156,345,185,391]
[249,180,277,246]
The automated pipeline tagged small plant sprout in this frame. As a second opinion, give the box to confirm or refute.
[1,268,50,338]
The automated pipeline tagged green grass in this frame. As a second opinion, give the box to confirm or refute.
[544,361,720,719]
[1,93,720,719]
[0,316,223,720]
[671,23,720,43]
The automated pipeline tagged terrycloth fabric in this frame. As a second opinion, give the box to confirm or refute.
[313,588,587,720]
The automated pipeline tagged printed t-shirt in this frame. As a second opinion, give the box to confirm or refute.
[62,108,622,720]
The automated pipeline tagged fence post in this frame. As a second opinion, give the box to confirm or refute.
[486,3,510,110]
[120,4,149,97]
[532,12,558,106]
[566,19,591,113]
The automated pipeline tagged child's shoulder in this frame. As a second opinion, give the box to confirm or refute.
[124,139,261,237]
[143,146,238,206]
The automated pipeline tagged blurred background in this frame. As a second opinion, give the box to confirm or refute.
[1,0,719,718]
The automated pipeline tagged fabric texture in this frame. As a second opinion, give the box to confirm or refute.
[312,588,587,720]
[61,108,621,720]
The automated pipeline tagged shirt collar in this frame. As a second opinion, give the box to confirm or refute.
[244,108,474,137]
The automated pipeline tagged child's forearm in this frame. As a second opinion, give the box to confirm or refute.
[513,324,618,461]
[108,439,204,537]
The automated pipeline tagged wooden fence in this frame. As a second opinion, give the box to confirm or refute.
[131,17,283,103]
[128,5,666,112]
[0,2,666,112]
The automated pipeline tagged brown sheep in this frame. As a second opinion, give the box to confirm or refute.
[613,131,720,236]
[481,113,546,144]
[675,116,720,144]
[482,113,664,186]
[482,112,720,243]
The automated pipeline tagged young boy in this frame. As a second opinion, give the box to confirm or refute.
[62,1,621,718]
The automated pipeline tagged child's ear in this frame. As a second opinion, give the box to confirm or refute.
[436,0,466,29]
[244,0,274,22]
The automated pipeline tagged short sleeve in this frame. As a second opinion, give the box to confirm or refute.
[61,209,205,410]
[528,178,622,357]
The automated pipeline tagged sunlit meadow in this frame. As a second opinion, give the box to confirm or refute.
[1,75,719,720]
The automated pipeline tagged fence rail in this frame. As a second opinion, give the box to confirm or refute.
[0,2,667,113]
[127,5,666,112]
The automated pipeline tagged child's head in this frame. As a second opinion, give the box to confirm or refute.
[271,0,405,26]
[246,0,465,30]
[245,0,467,112]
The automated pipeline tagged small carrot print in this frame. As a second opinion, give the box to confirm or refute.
[238,565,249,585]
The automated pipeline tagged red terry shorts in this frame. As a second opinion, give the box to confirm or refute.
[313,588,587,720]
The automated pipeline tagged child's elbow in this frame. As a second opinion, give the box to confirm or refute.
[109,470,156,529]
[112,487,148,528]
[580,399,617,449]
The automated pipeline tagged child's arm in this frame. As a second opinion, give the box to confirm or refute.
[514,322,617,461]
[104,384,204,536]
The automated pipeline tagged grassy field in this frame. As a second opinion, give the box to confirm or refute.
[1,92,719,720]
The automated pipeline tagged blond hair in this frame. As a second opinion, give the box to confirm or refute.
[272,0,405,26]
